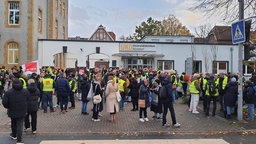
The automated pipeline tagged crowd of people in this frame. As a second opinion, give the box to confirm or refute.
[1,65,256,143]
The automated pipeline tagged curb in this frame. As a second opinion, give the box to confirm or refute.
[1,129,256,136]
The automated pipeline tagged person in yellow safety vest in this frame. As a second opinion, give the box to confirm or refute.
[170,70,178,103]
[41,73,55,113]
[68,74,77,109]
[216,73,228,112]
[179,72,188,97]
[19,74,27,89]
[205,75,219,117]
[0,66,9,75]
[157,69,161,75]
[199,73,210,112]
[118,75,127,111]
[189,73,201,114]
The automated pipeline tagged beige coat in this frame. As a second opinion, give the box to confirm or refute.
[105,80,120,113]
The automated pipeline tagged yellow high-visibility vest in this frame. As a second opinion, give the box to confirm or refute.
[189,80,199,94]
[172,74,178,85]
[118,79,125,92]
[42,78,53,92]
[19,77,27,89]
[69,79,77,93]
[205,80,219,96]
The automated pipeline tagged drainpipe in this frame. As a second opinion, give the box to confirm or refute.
[230,47,233,73]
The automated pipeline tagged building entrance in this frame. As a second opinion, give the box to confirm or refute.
[122,58,154,69]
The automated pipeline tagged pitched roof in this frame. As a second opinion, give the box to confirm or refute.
[89,25,115,41]
[206,26,232,44]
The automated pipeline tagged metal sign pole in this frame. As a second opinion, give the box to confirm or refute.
[237,0,244,121]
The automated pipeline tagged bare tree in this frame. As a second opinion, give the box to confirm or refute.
[195,24,212,38]
[191,0,256,23]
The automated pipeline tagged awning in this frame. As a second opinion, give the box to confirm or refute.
[112,53,164,58]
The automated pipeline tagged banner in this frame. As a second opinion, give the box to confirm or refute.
[22,60,40,75]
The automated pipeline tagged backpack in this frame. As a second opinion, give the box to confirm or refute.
[159,85,167,98]
[208,81,217,95]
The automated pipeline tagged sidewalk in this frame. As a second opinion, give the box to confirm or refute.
[0,97,255,136]
[40,139,229,144]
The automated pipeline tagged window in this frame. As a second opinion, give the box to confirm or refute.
[8,2,20,25]
[193,60,202,73]
[212,61,229,74]
[8,42,19,64]
[55,19,58,38]
[38,9,42,33]
[157,60,174,71]
[112,60,117,67]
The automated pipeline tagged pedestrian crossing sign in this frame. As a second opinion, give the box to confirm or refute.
[231,20,245,44]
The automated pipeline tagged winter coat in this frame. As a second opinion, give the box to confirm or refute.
[80,78,90,102]
[55,77,70,97]
[161,79,173,103]
[243,84,255,104]
[27,83,40,112]
[139,83,150,107]
[2,81,29,118]
[223,81,238,107]
[105,80,119,113]
[93,81,103,96]
[128,78,140,99]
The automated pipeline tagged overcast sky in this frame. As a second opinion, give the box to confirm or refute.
[68,0,225,39]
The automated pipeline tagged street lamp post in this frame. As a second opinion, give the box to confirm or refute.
[237,0,244,121]
[87,55,90,68]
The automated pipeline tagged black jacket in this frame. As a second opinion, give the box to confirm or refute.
[128,78,140,98]
[2,82,29,118]
[55,77,70,97]
[80,78,90,102]
[27,83,40,112]
[223,81,238,107]
[162,79,173,103]
[243,83,255,104]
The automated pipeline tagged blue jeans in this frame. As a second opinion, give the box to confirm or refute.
[81,101,88,113]
[119,92,126,110]
[172,89,177,103]
[247,104,254,120]
[226,106,233,115]
[119,97,125,110]
[42,92,54,112]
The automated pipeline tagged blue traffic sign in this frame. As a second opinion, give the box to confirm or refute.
[231,20,245,44]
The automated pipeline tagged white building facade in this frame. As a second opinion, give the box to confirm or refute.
[38,39,239,75]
